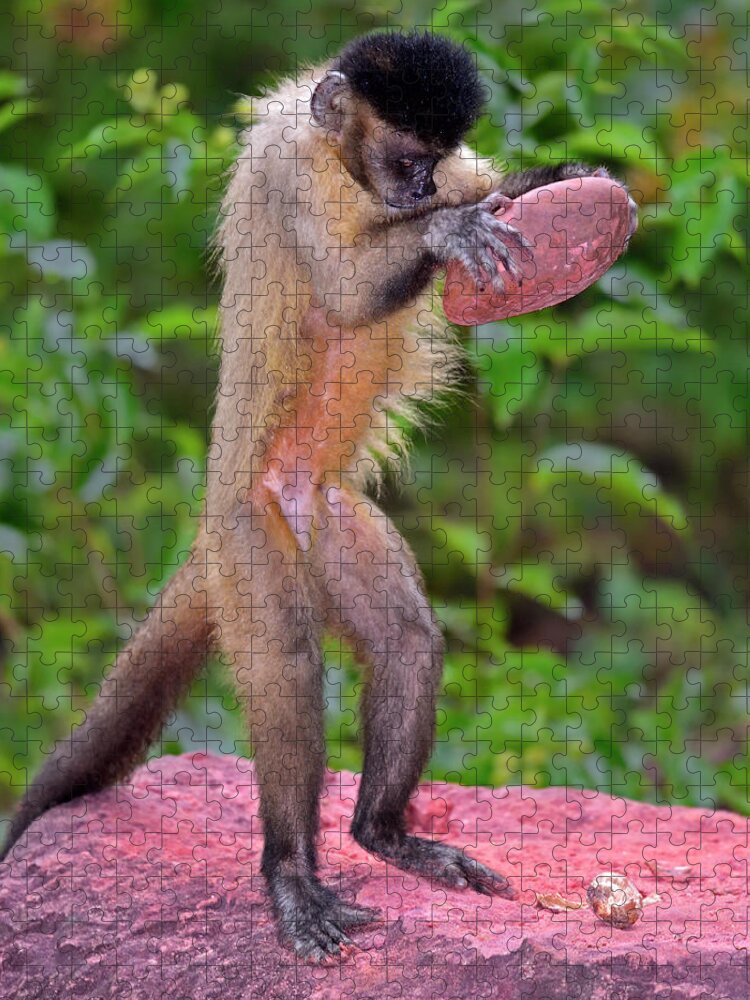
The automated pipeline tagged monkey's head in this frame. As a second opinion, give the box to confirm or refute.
[311,31,486,213]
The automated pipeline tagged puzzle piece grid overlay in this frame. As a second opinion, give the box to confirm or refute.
[1,3,750,997]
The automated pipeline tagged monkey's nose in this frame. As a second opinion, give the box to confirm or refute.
[412,181,436,201]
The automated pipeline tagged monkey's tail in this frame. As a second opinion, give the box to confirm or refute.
[0,557,214,860]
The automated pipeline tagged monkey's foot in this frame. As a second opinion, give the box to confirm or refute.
[268,872,379,963]
[357,833,515,899]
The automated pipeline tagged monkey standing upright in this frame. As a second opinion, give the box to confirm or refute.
[1,32,628,960]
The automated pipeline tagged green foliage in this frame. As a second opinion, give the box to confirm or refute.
[1,1,749,818]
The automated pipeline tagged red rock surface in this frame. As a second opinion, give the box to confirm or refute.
[2,752,749,999]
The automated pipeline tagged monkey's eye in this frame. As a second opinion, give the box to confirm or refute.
[399,158,415,170]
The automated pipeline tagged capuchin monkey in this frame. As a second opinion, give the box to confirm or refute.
[1,31,634,960]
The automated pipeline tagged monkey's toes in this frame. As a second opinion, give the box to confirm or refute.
[333,901,380,927]
[315,884,380,927]
[284,902,354,964]
[416,841,515,898]
[293,919,352,964]
[444,853,516,899]
[270,872,378,963]
[360,833,515,900]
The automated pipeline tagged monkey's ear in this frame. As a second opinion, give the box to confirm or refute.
[311,71,349,136]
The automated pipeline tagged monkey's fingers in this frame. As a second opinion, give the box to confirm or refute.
[298,942,336,964]
[481,191,515,215]
[322,921,355,947]
[475,252,504,295]
[477,221,533,292]
[478,240,522,291]
[489,246,522,286]
[625,192,639,241]
[491,220,534,265]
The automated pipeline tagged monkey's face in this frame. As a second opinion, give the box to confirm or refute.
[365,130,441,213]
[342,114,444,215]
[311,71,459,215]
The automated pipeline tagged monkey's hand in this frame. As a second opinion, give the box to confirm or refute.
[426,192,533,295]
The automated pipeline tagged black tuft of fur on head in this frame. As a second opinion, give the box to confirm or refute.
[336,31,486,149]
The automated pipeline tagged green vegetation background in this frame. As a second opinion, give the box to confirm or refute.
[1,0,749,822]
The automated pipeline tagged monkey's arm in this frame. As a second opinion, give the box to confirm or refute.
[495,163,638,243]
[496,162,612,198]
[360,163,635,319]
[315,160,609,323]
[320,195,528,325]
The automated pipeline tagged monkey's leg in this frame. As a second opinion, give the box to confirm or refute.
[316,489,514,899]
[0,555,213,860]
[216,504,376,962]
